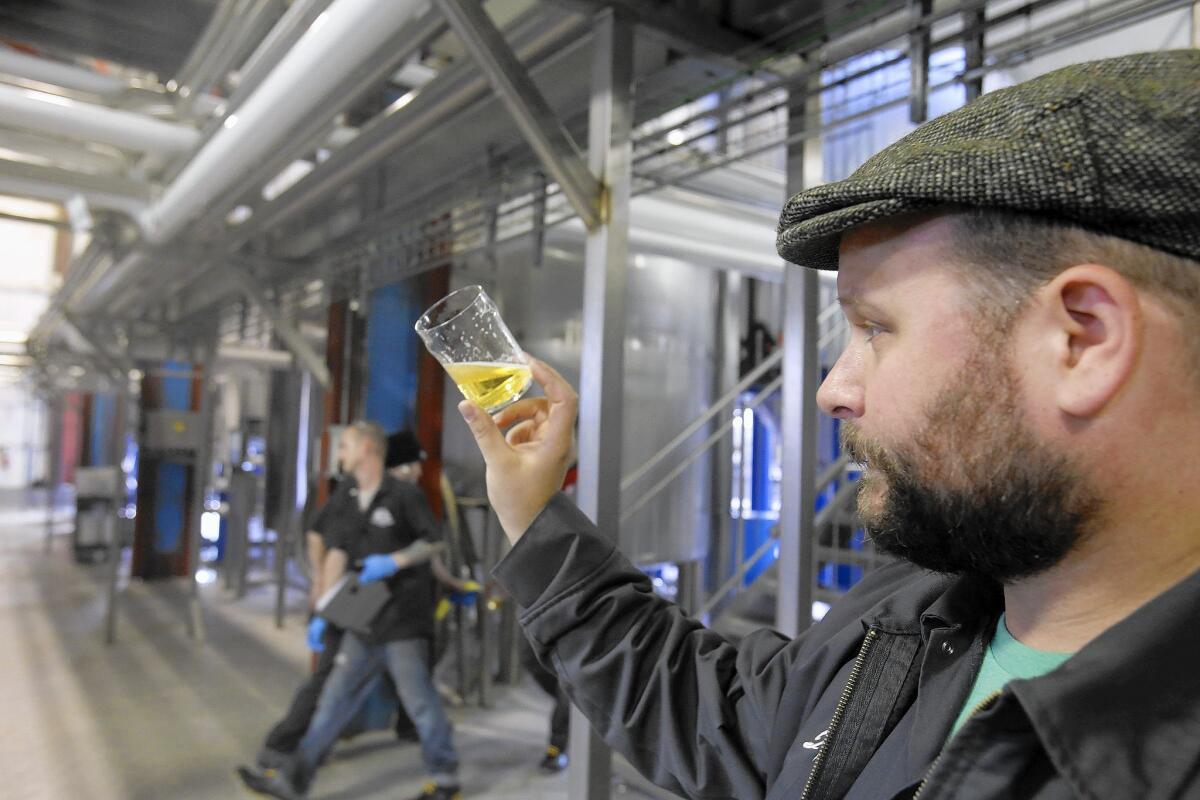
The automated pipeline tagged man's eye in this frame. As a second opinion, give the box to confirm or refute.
[860,322,886,342]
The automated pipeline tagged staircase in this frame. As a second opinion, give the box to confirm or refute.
[620,292,888,639]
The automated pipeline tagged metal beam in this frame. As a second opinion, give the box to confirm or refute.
[962,7,985,102]
[776,78,822,639]
[187,331,219,641]
[0,209,67,229]
[572,11,634,799]
[908,0,933,124]
[230,269,332,390]
[433,0,602,231]
[547,0,760,70]
[58,311,133,389]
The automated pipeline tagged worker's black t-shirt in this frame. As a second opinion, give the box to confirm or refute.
[315,474,440,643]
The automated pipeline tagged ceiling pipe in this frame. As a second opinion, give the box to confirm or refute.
[174,0,243,92]
[215,344,294,369]
[0,83,200,156]
[0,46,129,97]
[0,129,129,175]
[226,0,332,108]
[0,159,150,216]
[247,9,588,238]
[177,0,285,118]
[138,0,432,246]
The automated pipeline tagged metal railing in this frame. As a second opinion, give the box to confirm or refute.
[618,300,853,622]
[620,300,845,522]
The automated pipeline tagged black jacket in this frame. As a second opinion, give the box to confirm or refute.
[493,494,1200,800]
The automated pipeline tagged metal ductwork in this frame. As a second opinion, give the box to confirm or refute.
[138,0,431,246]
[0,83,201,156]
[0,158,150,216]
[247,9,588,238]
[57,0,435,322]
[0,46,130,97]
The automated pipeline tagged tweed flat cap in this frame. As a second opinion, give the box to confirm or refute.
[777,50,1200,269]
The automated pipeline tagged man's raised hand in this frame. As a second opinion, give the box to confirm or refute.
[457,355,577,542]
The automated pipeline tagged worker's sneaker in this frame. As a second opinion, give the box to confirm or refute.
[538,746,568,773]
[236,765,304,800]
[405,781,463,800]
[255,747,290,770]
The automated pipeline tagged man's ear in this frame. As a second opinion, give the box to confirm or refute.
[1031,264,1141,418]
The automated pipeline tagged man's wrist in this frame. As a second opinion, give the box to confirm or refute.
[499,499,553,545]
[391,552,408,570]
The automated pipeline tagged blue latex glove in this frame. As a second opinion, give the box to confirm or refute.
[360,554,400,584]
[307,616,327,652]
[450,580,483,608]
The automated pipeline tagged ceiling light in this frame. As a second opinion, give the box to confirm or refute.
[226,205,253,225]
[386,91,417,115]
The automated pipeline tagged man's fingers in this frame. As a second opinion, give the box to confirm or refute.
[458,400,510,464]
[526,355,578,440]
[505,418,538,447]
[492,397,548,429]
[527,355,577,405]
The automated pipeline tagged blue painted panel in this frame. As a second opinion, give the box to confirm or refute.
[89,395,113,466]
[162,360,192,410]
[154,461,187,553]
[365,281,421,431]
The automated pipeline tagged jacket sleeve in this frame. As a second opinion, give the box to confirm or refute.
[492,493,806,800]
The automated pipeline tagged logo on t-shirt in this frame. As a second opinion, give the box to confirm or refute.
[370,507,396,527]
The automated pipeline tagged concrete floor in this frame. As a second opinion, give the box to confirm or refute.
[0,495,664,800]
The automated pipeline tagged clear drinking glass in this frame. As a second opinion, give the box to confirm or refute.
[414,284,532,413]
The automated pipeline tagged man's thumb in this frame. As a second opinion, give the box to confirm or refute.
[459,400,507,462]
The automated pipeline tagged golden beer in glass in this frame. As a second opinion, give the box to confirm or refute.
[415,285,531,413]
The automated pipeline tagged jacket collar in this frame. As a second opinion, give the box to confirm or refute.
[1009,566,1200,800]
[858,564,1002,643]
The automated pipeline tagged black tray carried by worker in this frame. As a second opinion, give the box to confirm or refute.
[317,573,390,635]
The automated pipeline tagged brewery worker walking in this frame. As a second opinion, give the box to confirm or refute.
[240,420,461,800]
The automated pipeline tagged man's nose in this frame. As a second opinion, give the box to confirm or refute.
[816,348,864,420]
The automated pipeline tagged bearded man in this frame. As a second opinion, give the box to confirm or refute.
[456,50,1200,800]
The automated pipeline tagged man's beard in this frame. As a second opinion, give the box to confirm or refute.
[841,339,1101,583]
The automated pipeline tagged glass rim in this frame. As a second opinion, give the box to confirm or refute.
[414,284,489,335]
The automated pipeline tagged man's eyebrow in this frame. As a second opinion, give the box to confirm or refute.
[837,294,868,309]
[838,294,888,316]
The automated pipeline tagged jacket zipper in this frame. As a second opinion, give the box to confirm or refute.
[798,628,879,800]
[911,690,1002,799]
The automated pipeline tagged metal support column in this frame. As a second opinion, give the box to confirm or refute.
[709,270,740,606]
[776,78,823,639]
[571,10,634,800]
[187,336,218,641]
[1193,1,1200,46]
[909,0,933,124]
[43,393,63,553]
[104,389,130,645]
[962,7,986,102]
[433,0,603,231]
[232,270,332,390]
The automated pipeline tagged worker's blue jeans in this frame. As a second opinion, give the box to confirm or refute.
[293,633,458,790]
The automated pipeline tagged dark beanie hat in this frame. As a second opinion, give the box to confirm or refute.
[385,430,425,469]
